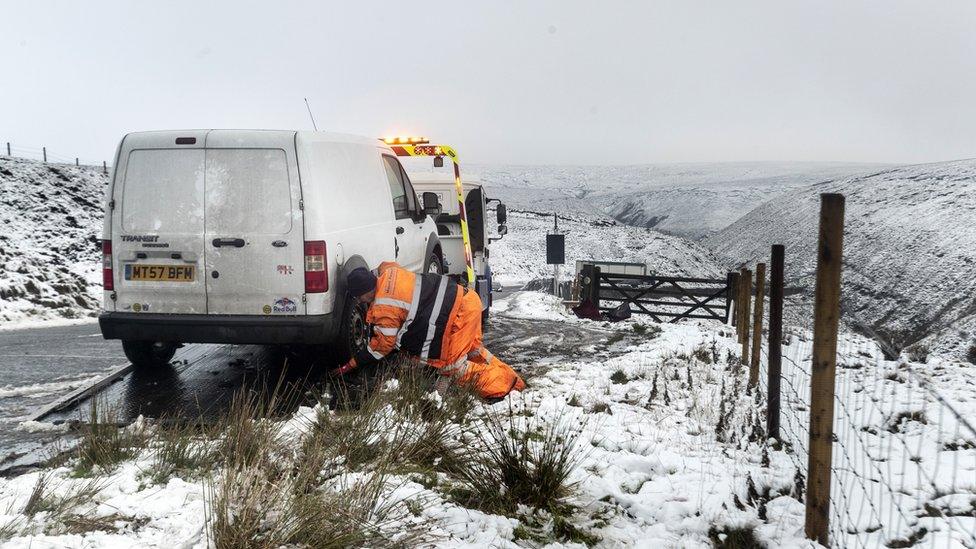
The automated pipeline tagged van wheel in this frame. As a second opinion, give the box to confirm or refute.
[425,253,443,275]
[336,295,368,364]
[122,340,178,368]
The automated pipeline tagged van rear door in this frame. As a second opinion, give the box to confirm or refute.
[113,133,208,314]
[203,132,305,316]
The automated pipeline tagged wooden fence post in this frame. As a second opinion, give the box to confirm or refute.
[591,266,602,310]
[103,161,107,174]
[725,272,736,325]
[75,157,79,166]
[739,268,752,365]
[43,147,47,162]
[5,142,9,156]
[768,245,785,440]
[736,269,746,341]
[749,262,766,387]
[805,193,845,545]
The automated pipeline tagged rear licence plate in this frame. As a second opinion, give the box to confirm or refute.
[125,264,195,282]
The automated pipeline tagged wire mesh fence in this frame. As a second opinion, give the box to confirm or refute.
[2,141,109,171]
[751,320,976,548]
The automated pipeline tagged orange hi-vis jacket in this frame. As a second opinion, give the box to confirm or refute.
[353,262,525,399]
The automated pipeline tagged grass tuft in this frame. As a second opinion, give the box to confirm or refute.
[693,343,713,364]
[19,471,107,535]
[145,419,219,484]
[73,399,142,476]
[449,404,586,515]
[609,369,629,384]
[708,525,763,548]
[208,465,414,548]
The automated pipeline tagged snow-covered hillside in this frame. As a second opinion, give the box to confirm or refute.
[706,160,976,361]
[489,209,723,287]
[475,162,884,240]
[0,158,107,326]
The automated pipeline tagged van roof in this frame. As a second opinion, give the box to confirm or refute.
[122,130,386,149]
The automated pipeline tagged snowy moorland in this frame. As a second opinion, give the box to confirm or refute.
[0,293,812,548]
[3,293,971,547]
[489,209,723,287]
[0,157,107,326]
[706,159,976,362]
[476,162,883,240]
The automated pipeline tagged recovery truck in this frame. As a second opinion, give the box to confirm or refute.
[384,137,509,320]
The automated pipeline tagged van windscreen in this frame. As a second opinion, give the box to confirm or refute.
[205,149,292,235]
[122,149,205,233]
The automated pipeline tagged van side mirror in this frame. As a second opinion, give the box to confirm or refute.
[422,192,442,217]
[496,203,507,225]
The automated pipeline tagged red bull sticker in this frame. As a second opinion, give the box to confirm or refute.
[273,297,297,313]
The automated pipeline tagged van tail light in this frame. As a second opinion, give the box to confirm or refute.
[102,240,114,291]
[304,241,328,293]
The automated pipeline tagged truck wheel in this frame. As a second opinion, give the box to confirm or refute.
[122,340,178,369]
[336,295,368,364]
[425,253,444,275]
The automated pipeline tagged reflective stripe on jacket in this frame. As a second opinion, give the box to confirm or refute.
[354,263,460,368]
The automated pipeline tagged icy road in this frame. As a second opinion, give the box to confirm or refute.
[0,309,616,474]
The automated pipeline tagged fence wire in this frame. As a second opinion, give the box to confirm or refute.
[3,141,109,169]
[751,326,976,548]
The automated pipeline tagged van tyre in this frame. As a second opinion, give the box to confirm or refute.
[336,295,368,364]
[122,340,178,368]
[425,253,443,275]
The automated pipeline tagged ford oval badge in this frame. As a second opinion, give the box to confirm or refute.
[272,240,288,248]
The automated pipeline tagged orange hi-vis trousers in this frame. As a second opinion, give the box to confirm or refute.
[427,288,525,399]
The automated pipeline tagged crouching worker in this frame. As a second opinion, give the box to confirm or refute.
[333,262,525,400]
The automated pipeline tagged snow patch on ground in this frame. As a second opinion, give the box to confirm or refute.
[0,375,102,400]
[492,291,575,322]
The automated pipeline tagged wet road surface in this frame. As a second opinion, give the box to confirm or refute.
[0,307,619,473]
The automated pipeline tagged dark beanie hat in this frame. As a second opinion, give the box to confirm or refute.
[347,267,378,297]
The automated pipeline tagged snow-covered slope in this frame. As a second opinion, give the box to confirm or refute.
[0,158,107,326]
[475,162,885,240]
[489,209,723,287]
[705,160,976,360]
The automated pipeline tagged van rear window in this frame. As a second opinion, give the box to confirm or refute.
[205,149,292,235]
[122,149,205,233]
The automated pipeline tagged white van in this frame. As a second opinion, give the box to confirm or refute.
[98,130,443,367]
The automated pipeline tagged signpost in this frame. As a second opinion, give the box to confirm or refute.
[547,214,565,297]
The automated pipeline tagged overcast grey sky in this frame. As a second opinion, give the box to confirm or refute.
[2,1,975,165]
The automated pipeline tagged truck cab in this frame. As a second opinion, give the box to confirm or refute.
[407,169,508,319]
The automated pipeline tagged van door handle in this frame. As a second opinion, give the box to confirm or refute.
[395,227,405,235]
[212,238,245,248]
